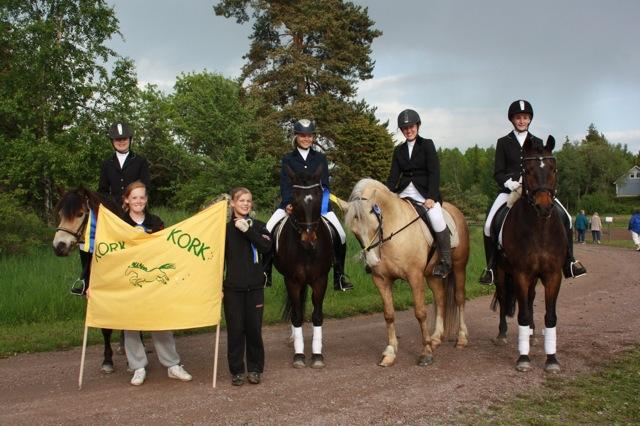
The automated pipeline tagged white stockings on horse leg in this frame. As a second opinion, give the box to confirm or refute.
[312,326,322,354]
[518,325,532,355]
[544,327,557,355]
[293,326,304,354]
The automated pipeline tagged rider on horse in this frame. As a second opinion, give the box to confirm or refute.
[386,109,452,278]
[265,119,354,291]
[479,100,587,285]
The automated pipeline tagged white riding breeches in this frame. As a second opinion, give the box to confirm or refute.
[485,193,573,237]
[266,208,346,244]
[426,202,447,233]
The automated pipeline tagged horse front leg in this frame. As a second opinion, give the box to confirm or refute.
[309,277,328,369]
[528,283,538,346]
[543,272,562,373]
[514,273,535,372]
[101,328,114,373]
[286,280,306,369]
[373,275,398,367]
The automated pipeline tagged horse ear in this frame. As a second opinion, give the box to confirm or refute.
[545,135,555,152]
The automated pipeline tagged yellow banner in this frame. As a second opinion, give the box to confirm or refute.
[86,201,227,331]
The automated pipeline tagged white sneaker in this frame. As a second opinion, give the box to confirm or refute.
[130,368,146,386]
[167,364,192,381]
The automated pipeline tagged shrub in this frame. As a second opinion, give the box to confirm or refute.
[0,193,49,255]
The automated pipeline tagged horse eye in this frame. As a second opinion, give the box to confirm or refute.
[77,211,84,218]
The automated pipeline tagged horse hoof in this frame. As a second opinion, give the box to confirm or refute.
[378,356,395,367]
[417,354,433,366]
[310,354,325,369]
[493,336,508,346]
[292,353,306,369]
[101,363,114,374]
[545,362,561,373]
[515,355,531,372]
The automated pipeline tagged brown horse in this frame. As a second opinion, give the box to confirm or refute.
[52,187,123,373]
[342,179,469,367]
[492,135,565,373]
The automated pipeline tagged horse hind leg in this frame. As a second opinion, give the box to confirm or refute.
[425,276,445,350]
[414,275,434,366]
[101,328,114,373]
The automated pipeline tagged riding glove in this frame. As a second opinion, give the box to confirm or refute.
[234,219,250,233]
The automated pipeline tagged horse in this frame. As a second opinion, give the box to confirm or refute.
[52,187,123,373]
[274,166,333,369]
[491,135,565,373]
[342,179,469,367]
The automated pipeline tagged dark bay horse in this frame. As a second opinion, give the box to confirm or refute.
[492,135,565,373]
[52,187,123,373]
[274,166,333,369]
[342,179,469,367]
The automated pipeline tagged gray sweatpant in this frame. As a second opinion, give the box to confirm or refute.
[124,330,180,370]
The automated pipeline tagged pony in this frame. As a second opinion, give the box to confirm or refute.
[52,187,123,373]
[274,166,333,369]
[342,179,469,367]
[491,135,565,373]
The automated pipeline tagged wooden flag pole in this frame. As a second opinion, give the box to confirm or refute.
[212,323,220,388]
[78,324,89,390]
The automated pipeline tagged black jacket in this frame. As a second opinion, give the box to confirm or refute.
[224,218,272,291]
[98,151,150,204]
[494,132,543,194]
[121,212,164,234]
[386,136,441,202]
[279,148,330,209]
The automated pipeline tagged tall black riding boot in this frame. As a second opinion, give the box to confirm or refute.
[557,203,587,279]
[333,239,354,291]
[478,234,496,285]
[432,230,452,278]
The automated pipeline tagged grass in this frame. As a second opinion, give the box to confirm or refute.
[1,210,494,357]
[459,346,640,425]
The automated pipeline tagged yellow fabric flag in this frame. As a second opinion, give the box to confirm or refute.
[86,201,227,331]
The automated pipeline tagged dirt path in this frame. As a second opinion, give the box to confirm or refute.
[1,244,639,425]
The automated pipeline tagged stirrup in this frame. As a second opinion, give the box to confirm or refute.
[334,275,354,291]
[478,268,494,285]
[566,261,587,279]
[70,278,86,296]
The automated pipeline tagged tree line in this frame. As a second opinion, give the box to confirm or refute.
[1,1,638,253]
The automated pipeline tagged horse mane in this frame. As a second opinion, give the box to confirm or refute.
[55,186,121,220]
[345,178,391,227]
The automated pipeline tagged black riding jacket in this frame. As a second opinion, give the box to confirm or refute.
[279,148,330,209]
[386,136,442,202]
[224,218,272,291]
[98,151,150,204]
[494,132,543,194]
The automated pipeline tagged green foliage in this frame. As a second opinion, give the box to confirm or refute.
[0,193,49,255]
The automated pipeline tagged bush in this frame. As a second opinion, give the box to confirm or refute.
[0,193,50,255]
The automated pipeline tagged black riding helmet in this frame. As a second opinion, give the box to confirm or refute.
[293,119,316,134]
[397,109,421,129]
[108,122,134,140]
[508,100,534,121]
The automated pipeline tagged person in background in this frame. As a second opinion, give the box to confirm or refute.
[590,212,602,244]
[629,209,640,251]
[119,181,192,386]
[224,187,272,386]
[575,210,588,244]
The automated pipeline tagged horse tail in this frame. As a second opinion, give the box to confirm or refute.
[442,272,460,340]
[281,286,308,322]
[490,273,516,317]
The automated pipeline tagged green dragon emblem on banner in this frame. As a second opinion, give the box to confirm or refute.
[125,262,176,287]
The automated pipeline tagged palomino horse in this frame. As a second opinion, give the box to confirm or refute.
[492,135,565,373]
[52,187,123,373]
[342,179,469,366]
[274,166,333,369]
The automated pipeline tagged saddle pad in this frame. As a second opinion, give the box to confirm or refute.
[408,203,459,249]
[274,216,333,253]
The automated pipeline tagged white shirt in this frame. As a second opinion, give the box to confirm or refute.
[406,139,416,159]
[513,130,528,146]
[297,147,310,161]
[116,151,129,168]
[399,139,424,202]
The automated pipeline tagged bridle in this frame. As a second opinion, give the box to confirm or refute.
[56,207,89,245]
[289,182,322,234]
[522,154,557,210]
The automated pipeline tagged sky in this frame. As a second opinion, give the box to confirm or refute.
[106,0,640,154]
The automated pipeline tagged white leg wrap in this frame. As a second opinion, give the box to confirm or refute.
[312,326,322,354]
[293,326,304,354]
[266,208,287,232]
[324,211,346,243]
[518,325,532,355]
[544,327,557,355]
[426,202,447,232]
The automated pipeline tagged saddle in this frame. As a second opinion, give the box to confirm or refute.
[491,204,510,248]
[272,216,335,253]
[407,201,459,249]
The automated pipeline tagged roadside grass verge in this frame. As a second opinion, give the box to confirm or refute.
[459,346,640,425]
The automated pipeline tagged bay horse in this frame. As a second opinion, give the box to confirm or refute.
[52,187,123,373]
[492,135,565,373]
[342,179,469,367]
[274,166,333,369]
